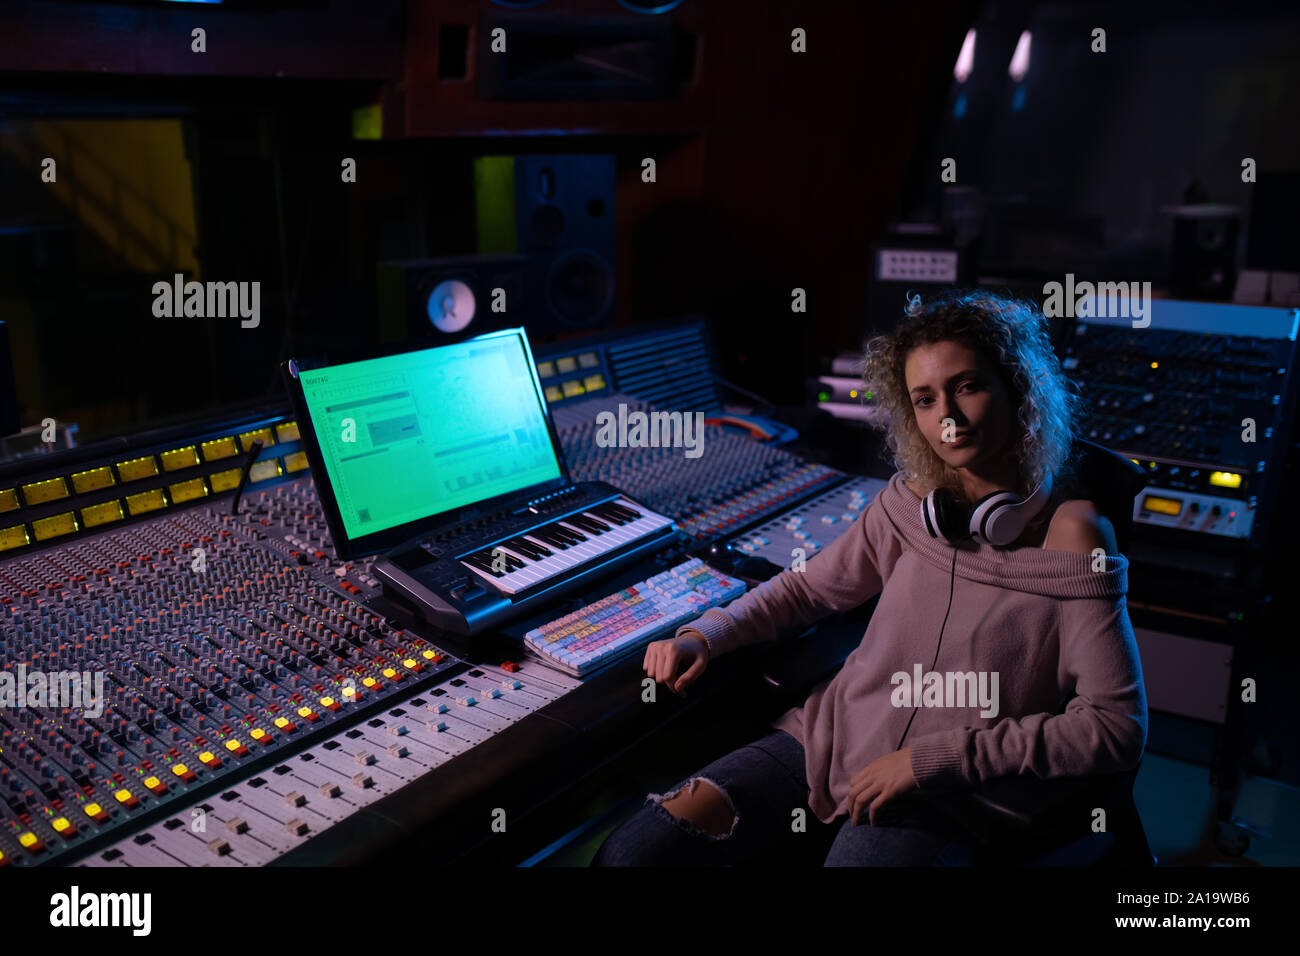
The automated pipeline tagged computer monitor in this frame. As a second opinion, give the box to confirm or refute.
[284,328,569,559]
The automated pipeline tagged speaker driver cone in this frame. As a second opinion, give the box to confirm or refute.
[547,251,612,327]
[426,279,477,333]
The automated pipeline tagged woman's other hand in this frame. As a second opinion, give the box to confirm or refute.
[848,749,918,826]
[643,633,709,697]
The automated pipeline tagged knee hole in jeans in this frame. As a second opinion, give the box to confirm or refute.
[647,777,739,839]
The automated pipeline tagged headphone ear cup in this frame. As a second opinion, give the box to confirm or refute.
[931,488,973,543]
[971,481,1050,546]
[969,489,1016,545]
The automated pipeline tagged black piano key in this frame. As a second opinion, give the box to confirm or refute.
[506,537,550,560]
[492,549,526,571]
[470,543,527,572]
[540,522,584,544]
[585,503,629,525]
[523,537,554,557]
[559,514,590,534]
[463,553,506,577]
[592,501,640,523]
[528,527,572,549]
[565,513,608,535]
[561,515,595,538]
[553,523,588,543]
[498,538,529,560]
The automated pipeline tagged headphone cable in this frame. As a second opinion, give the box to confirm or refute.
[896,543,958,751]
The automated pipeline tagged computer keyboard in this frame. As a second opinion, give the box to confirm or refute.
[522,557,747,676]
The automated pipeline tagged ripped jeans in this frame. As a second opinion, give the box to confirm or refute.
[591,730,977,866]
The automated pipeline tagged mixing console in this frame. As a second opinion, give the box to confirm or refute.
[80,658,578,867]
[1065,328,1280,467]
[726,475,887,568]
[1059,302,1299,548]
[232,478,385,600]
[0,472,576,867]
[555,394,843,544]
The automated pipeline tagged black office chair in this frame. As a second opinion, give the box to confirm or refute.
[921,758,1155,866]
[918,438,1155,866]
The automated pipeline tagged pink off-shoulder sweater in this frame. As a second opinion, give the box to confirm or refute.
[677,471,1148,825]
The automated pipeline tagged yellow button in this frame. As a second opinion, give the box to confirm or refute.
[171,763,190,776]
[18,832,38,848]
[382,668,397,679]
[403,659,417,669]
[225,739,243,752]
[114,789,133,803]
[422,649,437,660]
[362,677,377,688]
[319,696,334,707]
[275,716,292,729]
[297,706,313,719]
[340,685,356,698]
[143,776,161,789]
[84,803,103,817]
[250,728,268,741]
[52,817,72,833]
[198,752,218,765]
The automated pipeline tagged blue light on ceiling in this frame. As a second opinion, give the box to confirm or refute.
[616,0,686,12]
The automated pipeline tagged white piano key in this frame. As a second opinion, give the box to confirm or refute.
[460,501,675,595]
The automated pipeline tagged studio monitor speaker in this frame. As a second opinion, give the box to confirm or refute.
[1171,209,1239,300]
[377,254,546,344]
[512,154,617,332]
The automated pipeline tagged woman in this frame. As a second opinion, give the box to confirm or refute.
[591,289,1148,867]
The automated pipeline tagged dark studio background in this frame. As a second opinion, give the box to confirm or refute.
[0,0,981,436]
[2,0,1300,880]
[2,0,1297,435]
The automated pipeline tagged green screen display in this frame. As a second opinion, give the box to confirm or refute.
[298,333,562,542]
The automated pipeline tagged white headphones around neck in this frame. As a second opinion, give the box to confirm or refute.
[919,471,1054,547]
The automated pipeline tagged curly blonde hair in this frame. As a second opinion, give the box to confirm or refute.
[861,289,1081,501]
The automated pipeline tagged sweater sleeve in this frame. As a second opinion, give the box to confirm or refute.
[674,498,887,659]
[907,593,1148,792]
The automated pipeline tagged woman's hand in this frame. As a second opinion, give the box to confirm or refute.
[847,749,918,826]
[643,633,709,697]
